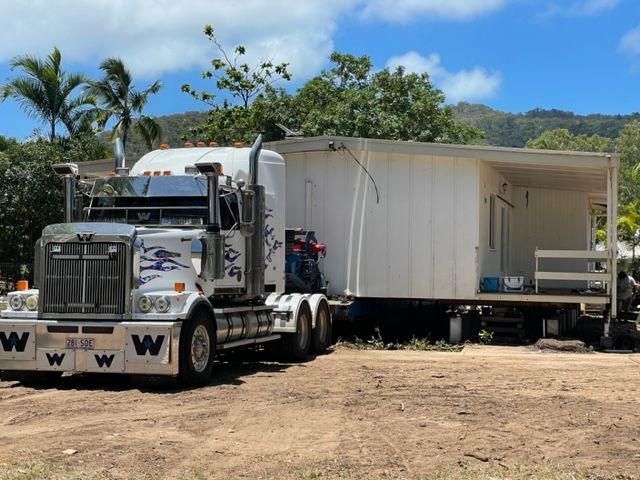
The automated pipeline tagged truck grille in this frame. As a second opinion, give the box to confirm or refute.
[41,242,127,315]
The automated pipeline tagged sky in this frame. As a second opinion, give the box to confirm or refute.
[0,0,639,140]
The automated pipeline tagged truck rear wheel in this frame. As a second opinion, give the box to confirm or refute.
[281,301,311,362]
[179,308,215,386]
[311,299,332,354]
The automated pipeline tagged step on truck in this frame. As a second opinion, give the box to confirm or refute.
[0,136,332,385]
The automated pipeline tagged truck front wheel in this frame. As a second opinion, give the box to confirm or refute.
[179,308,215,385]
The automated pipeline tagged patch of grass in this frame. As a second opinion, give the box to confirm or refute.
[478,329,494,345]
[423,462,638,480]
[0,460,97,480]
[339,330,463,352]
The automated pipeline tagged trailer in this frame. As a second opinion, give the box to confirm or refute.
[269,136,620,343]
[0,137,332,386]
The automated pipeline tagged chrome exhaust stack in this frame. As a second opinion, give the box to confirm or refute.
[52,163,79,223]
[195,161,225,281]
[243,135,265,300]
[114,137,129,175]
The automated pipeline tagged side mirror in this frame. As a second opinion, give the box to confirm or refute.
[240,189,256,237]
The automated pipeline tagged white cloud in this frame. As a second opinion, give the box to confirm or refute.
[386,51,501,102]
[620,26,640,56]
[359,0,507,22]
[567,0,619,15]
[0,0,357,79]
[542,0,620,17]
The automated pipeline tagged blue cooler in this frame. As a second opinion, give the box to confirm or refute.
[482,277,500,293]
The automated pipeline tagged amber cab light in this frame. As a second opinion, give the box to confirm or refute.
[174,282,185,293]
[160,143,170,149]
[16,280,28,291]
[209,141,218,147]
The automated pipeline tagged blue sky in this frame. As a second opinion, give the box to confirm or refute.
[0,0,639,140]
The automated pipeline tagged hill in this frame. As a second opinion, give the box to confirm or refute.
[112,110,209,161]
[452,102,640,147]
[119,103,640,160]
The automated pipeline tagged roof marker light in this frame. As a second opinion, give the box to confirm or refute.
[196,141,206,147]
[163,170,171,176]
[209,141,218,147]
[184,141,193,148]
[160,143,170,150]
[233,141,243,148]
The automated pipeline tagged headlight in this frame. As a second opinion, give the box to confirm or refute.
[154,296,171,313]
[9,295,25,311]
[137,295,153,313]
[25,295,39,311]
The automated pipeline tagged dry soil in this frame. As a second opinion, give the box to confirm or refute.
[1,345,639,479]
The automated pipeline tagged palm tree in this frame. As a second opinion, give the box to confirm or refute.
[0,47,94,141]
[89,57,162,150]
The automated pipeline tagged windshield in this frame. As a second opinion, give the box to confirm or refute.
[86,175,238,229]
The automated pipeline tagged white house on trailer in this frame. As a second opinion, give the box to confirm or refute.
[269,136,619,323]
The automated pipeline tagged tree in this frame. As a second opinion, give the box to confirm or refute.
[182,25,291,144]
[0,141,64,263]
[89,58,162,150]
[289,52,482,144]
[0,47,94,141]
[0,135,110,265]
[525,128,614,152]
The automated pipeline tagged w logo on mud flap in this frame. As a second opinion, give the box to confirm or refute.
[46,352,65,366]
[0,332,30,352]
[131,335,165,356]
[94,354,115,368]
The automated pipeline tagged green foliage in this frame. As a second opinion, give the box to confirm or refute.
[0,47,94,141]
[478,329,494,344]
[184,30,480,145]
[89,57,162,150]
[0,141,64,262]
[182,25,291,144]
[525,128,614,152]
[290,52,482,143]
[0,135,19,152]
[452,102,640,147]
[0,137,105,263]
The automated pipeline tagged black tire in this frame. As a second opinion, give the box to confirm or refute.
[178,308,216,386]
[311,299,332,354]
[614,335,635,351]
[281,301,312,362]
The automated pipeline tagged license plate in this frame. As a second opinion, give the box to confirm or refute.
[65,337,95,349]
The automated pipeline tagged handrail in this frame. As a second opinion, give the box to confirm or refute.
[534,248,612,293]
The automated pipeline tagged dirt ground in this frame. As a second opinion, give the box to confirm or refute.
[1,345,639,480]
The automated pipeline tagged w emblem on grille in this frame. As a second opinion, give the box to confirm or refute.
[77,233,93,242]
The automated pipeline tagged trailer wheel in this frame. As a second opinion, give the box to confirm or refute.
[281,301,311,362]
[179,308,215,386]
[311,299,332,354]
[614,335,635,351]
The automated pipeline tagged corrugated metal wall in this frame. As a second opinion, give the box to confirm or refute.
[511,186,590,288]
[284,150,479,300]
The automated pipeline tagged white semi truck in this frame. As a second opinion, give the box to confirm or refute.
[0,136,332,385]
